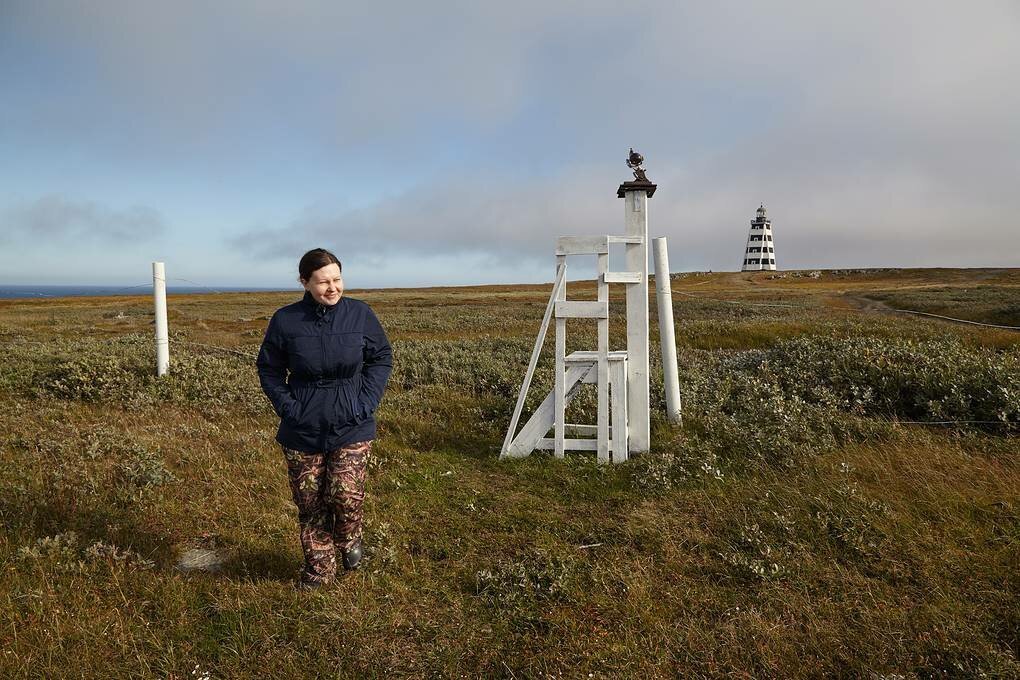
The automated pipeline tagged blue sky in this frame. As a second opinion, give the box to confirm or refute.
[2,1,1018,289]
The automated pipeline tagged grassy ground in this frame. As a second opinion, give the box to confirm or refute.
[1,268,1017,678]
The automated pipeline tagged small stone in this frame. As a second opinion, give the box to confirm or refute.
[176,548,226,573]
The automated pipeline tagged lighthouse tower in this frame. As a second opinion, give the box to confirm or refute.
[741,204,777,271]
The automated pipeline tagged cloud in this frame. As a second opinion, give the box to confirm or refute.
[227,165,622,266]
[208,0,1016,273]
[3,1,1019,281]
[229,129,1020,276]
[4,195,167,243]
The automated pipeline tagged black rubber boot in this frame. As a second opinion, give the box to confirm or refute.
[341,541,363,571]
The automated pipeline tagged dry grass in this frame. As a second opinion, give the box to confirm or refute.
[0,268,1017,678]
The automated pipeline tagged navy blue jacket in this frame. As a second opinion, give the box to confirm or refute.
[256,292,392,453]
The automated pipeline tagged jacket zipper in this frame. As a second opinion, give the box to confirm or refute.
[319,317,327,449]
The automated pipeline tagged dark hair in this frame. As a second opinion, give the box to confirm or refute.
[298,248,341,282]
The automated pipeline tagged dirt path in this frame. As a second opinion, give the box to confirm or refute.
[839,293,1020,331]
[839,294,894,314]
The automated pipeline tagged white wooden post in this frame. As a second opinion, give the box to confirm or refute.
[610,356,628,462]
[622,189,650,452]
[152,261,169,377]
[596,252,610,463]
[554,254,567,459]
[653,237,681,424]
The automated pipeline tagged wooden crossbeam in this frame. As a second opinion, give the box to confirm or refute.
[555,236,609,255]
[554,300,608,319]
[597,250,609,463]
[555,254,567,458]
[536,438,599,451]
[602,272,642,284]
[564,424,614,437]
[566,350,628,363]
[607,235,644,245]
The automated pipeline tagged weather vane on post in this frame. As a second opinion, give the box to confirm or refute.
[626,148,650,183]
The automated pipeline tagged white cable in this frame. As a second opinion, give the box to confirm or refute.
[888,308,1020,331]
[890,419,1015,426]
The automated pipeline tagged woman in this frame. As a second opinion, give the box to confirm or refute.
[257,248,392,588]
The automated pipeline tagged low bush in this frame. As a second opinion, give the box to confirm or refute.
[811,480,889,561]
[632,432,724,491]
[119,445,175,490]
[17,531,154,571]
[475,551,574,611]
[761,336,1019,427]
[718,520,792,582]
[665,335,1016,475]
[391,337,531,395]
[673,350,874,470]
[30,333,265,413]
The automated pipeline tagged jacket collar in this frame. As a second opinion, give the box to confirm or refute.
[301,290,339,319]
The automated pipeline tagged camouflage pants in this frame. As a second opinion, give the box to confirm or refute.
[282,440,372,583]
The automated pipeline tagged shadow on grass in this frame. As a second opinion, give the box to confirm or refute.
[382,389,507,461]
[219,547,296,582]
[5,494,300,583]
[0,496,174,567]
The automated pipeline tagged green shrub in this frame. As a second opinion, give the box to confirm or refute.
[632,432,724,491]
[670,336,1016,474]
[17,531,155,571]
[719,521,790,581]
[761,336,1019,427]
[44,347,148,401]
[475,552,573,610]
[676,350,870,469]
[33,333,265,413]
[16,531,82,569]
[151,348,263,411]
[812,480,889,560]
[391,337,531,395]
[119,445,175,489]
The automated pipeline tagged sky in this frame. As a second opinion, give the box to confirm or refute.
[1,1,1018,289]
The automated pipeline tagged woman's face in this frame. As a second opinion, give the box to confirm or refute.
[302,263,344,306]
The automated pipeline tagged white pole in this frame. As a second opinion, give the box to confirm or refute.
[153,261,169,377]
[652,238,681,424]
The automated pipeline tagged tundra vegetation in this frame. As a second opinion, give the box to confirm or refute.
[1,268,1018,678]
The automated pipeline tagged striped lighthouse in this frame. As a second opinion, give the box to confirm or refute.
[741,204,777,271]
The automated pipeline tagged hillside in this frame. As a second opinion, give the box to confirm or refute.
[1,268,1018,677]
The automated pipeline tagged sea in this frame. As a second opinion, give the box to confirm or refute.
[0,285,290,299]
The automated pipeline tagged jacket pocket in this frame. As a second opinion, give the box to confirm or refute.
[341,380,363,425]
[348,384,363,424]
[286,386,317,429]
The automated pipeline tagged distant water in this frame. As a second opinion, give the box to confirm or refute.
[0,285,289,299]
